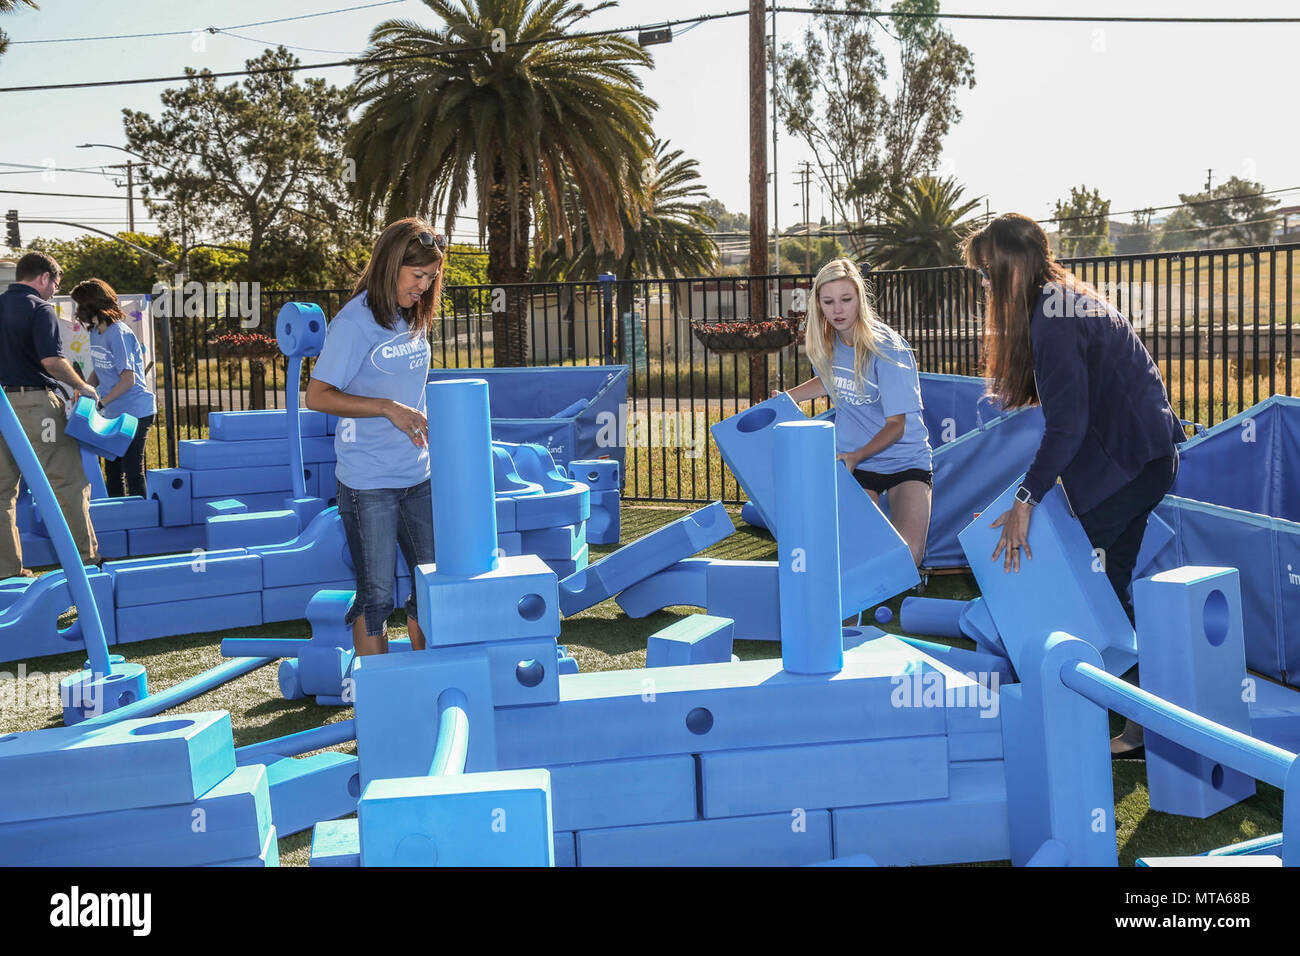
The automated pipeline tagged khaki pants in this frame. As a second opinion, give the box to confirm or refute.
[0,389,100,577]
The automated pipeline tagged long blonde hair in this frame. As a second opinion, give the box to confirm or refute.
[805,258,898,404]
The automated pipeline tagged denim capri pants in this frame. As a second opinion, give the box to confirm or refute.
[336,477,435,637]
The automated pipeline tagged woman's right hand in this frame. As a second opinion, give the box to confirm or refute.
[385,401,428,449]
[770,389,782,399]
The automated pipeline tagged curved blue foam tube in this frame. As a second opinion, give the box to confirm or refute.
[899,596,967,639]
[235,718,357,765]
[773,420,843,675]
[220,637,310,658]
[427,379,498,576]
[429,688,469,776]
[286,354,307,500]
[76,656,274,727]
[0,390,113,675]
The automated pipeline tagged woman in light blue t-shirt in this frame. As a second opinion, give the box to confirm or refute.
[306,218,446,657]
[777,258,933,571]
[71,278,158,498]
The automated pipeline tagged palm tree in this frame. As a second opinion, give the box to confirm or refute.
[0,0,38,58]
[347,0,657,366]
[858,174,981,270]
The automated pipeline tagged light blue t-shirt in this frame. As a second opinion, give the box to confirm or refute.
[822,327,932,474]
[310,293,431,490]
[89,321,156,420]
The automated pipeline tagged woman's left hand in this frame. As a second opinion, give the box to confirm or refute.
[990,501,1034,572]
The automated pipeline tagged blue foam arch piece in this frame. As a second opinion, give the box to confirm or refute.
[646,614,734,667]
[65,396,138,460]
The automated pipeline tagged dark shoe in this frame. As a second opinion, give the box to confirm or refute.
[1112,745,1145,761]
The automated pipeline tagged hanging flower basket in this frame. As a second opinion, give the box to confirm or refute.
[690,315,803,355]
[209,331,282,361]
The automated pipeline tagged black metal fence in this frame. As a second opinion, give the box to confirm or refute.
[145,241,1300,503]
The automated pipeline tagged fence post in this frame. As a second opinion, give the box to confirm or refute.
[597,272,616,366]
[154,299,178,469]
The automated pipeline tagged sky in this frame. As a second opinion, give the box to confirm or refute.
[0,0,1296,251]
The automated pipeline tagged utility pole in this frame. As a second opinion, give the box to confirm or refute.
[747,0,769,406]
[798,161,813,274]
[770,5,779,277]
[1205,168,1215,192]
[125,161,135,232]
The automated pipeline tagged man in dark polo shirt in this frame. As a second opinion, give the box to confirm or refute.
[0,251,101,577]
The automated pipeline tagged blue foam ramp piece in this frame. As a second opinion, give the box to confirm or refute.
[65,396,136,459]
[554,831,577,867]
[546,755,697,832]
[576,809,832,867]
[0,711,235,823]
[204,824,279,866]
[700,736,948,818]
[262,580,356,624]
[958,479,1137,676]
[0,570,117,663]
[0,764,271,866]
[108,551,261,607]
[116,593,262,643]
[831,761,1010,865]
[206,509,299,550]
[87,496,159,532]
[558,501,732,616]
[209,408,327,442]
[1248,679,1300,751]
[646,614,734,667]
[358,769,553,867]
[251,507,350,588]
[265,752,360,837]
[145,468,193,528]
[127,523,205,556]
[711,396,919,612]
[1136,566,1255,818]
[311,818,360,867]
[494,635,948,767]
[418,553,560,648]
[178,435,336,470]
[615,559,708,617]
[617,558,782,642]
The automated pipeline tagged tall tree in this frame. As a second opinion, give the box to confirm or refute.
[1116,207,1156,255]
[857,174,980,269]
[122,47,359,284]
[0,0,36,58]
[1053,185,1113,258]
[1174,176,1278,249]
[774,0,975,253]
[700,199,749,235]
[346,0,657,366]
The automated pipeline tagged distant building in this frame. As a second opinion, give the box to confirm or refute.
[0,259,14,284]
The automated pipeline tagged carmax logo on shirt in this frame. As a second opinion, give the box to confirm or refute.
[369,332,429,374]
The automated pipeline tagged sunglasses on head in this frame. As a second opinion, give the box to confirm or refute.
[417,231,447,251]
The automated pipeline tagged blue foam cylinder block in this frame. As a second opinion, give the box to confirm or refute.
[428,378,498,576]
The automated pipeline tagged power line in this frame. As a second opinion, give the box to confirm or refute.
[1041,185,1300,226]
[0,187,171,202]
[774,8,1300,24]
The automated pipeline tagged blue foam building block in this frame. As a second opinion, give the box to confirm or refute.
[559,501,732,617]
[491,445,543,498]
[958,479,1136,676]
[66,396,137,459]
[206,509,299,550]
[566,458,620,491]
[353,646,497,786]
[481,637,561,707]
[617,558,783,642]
[554,831,577,867]
[558,654,579,674]
[310,818,360,867]
[201,498,247,519]
[544,543,588,579]
[807,854,878,867]
[616,559,708,617]
[1134,509,1175,576]
[576,809,832,867]
[999,682,1051,865]
[586,488,621,545]
[265,752,360,837]
[16,532,56,567]
[178,435,336,470]
[261,579,356,624]
[314,461,338,506]
[710,394,920,612]
[519,522,586,560]
[145,468,193,527]
[208,408,327,441]
[126,523,205,556]
[0,764,271,866]
[1136,566,1255,818]
[958,597,1006,657]
[513,484,590,531]
[699,736,948,818]
[96,530,128,558]
[283,495,326,529]
[1248,679,1300,752]
[190,464,317,498]
[417,553,560,648]
[14,486,34,533]
[204,825,279,866]
[0,570,117,663]
[497,531,523,556]
[494,635,948,768]
[546,755,697,832]
[116,593,262,643]
[108,551,261,607]
[830,761,1011,865]
[646,614,734,667]
[0,711,236,824]
[358,769,553,867]
[85,496,160,533]
[190,492,291,525]
[251,507,350,588]
[496,496,517,533]
[899,597,967,640]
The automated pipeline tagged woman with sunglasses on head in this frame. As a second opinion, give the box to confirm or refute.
[70,278,157,498]
[776,258,933,574]
[306,218,446,657]
[963,213,1185,758]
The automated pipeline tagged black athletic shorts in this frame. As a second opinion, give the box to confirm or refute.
[852,467,934,494]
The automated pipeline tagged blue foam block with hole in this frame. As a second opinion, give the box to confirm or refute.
[0,764,271,866]
[190,464,318,498]
[830,760,1010,865]
[261,579,356,624]
[646,614,734,667]
[482,637,561,707]
[208,408,328,442]
[265,751,360,837]
[204,824,279,866]
[358,769,553,867]
[206,509,300,550]
[958,479,1137,676]
[700,735,948,818]
[66,397,136,459]
[558,501,731,616]
[310,817,360,867]
[519,522,587,559]
[417,553,560,648]
[0,570,117,663]
[251,507,350,588]
[586,488,621,545]
[1136,566,1255,818]
[179,435,337,470]
[86,496,159,532]
[126,523,205,556]
[108,551,262,607]
[0,711,235,824]
[710,394,919,612]
[353,646,497,786]
[115,592,262,643]
[145,468,193,527]
[546,755,697,832]
[576,808,832,867]
[567,459,620,492]
[494,635,948,768]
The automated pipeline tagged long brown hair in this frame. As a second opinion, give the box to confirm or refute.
[961,213,1107,409]
[351,217,446,334]
[70,277,128,329]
